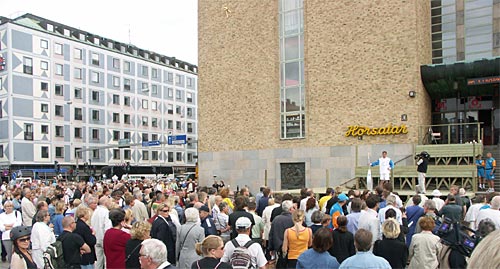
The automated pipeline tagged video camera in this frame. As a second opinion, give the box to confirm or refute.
[415,151,430,160]
[436,217,477,257]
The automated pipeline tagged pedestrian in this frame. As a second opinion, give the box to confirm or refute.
[484,152,496,192]
[91,196,112,269]
[74,206,97,269]
[103,208,131,269]
[408,217,441,269]
[370,151,394,188]
[373,218,408,269]
[151,203,177,265]
[329,193,348,229]
[139,238,177,269]
[282,209,312,268]
[31,209,55,268]
[125,221,152,269]
[176,208,205,269]
[192,235,232,269]
[10,226,37,269]
[328,215,355,264]
[339,229,391,269]
[60,216,91,269]
[0,200,23,263]
[476,154,485,190]
[416,151,429,193]
[296,228,339,269]
[268,200,294,269]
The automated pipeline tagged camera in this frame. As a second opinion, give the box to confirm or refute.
[415,151,430,160]
[436,218,476,257]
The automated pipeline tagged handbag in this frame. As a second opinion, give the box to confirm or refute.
[177,224,197,261]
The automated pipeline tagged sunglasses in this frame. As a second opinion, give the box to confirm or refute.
[18,237,30,242]
[161,209,169,212]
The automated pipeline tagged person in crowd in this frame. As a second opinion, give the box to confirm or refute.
[177,207,205,269]
[430,189,445,211]
[358,194,381,246]
[378,195,402,225]
[415,199,438,234]
[296,227,339,269]
[476,195,500,229]
[458,188,471,212]
[328,215,355,263]
[339,229,391,269]
[304,197,318,227]
[346,198,362,235]
[271,194,293,222]
[139,238,177,269]
[103,208,131,269]
[219,188,234,212]
[91,195,112,269]
[10,226,37,269]
[228,196,255,239]
[248,201,264,245]
[125,221,152,269]
[192,235,232,269]
[282,210,311,268]
[122,208,134,233]
[468,229,500,268]
[31,209,55,268]
[131,190,149,222]
[476,154,486,190]
[32,201,49,226]
[318,188,335,213]
[405,195,424,246]
[384,209,408,243]
[215,202,231,243]
[329,193,348,229]
[476,219,496,244]
[257,188,271,217]
[12,190,22,212]
[262,195,280,246]
[373,218,408,269]
[151,203,177,265]
[74,206,97,269]
[465,194,486,229]
[408,217,441,269]
[268,200,295,269]
[221,217,267,269]
[60,216,91,269]
[405,186,428,208]
[370,151,394,188]
[20,187,36,226]
[0,200,23,263]
[199,205,217,237]
[52,200,65,237]
[309,210,324,235]
[438,194,463,223]
[484,152,496,192]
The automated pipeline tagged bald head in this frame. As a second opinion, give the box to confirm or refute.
[62,216,76,230]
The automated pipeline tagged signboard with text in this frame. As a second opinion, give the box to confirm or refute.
[167,135,187,145]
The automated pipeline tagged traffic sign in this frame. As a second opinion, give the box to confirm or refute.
[167,135,187,145]
[142,140,161,147]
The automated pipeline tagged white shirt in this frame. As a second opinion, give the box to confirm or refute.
[221,233,267,268]
[358,208,381,244]
[21,197,36,226]
[476,208,500,230]
[378,205,403,225]
[132,199,149,222]
[91,205,112,244]
[465,203,484,229]
[377,157,392,175]
[0,210,23,240]
[432,197,445,211]
[31,221,56,269]
[299,197,318,211]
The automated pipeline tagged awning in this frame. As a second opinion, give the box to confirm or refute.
[420,57,500,99]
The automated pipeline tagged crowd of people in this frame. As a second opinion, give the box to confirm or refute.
[0,176,497,269]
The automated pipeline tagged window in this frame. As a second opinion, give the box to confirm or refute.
[124,114,131,124]
[55,147,64,158]
[55,43,63,55]
[142,133,149,142]
[41,103,49,113]
[91,71,99,83]
[187,92,193,103]
[74,108,82,120]
[124,78,131,91]
[113,149,120,160]
[167,104,173,114]
[75,147,82,159]
[113,94,120,105]
[143,150,149,161]
[176,121,182,130]
[151,84,158,95]
[55,84,63,96]
[113,58,120,69]
[168,120,173,129]
[74,88,82,99]
[187,77,193,87]
[124,150,131,160]
[187,122,193,133]
[92,110,99,121]
[124,61,131,72]
[124,96,130,106]
[176,90,182,100]
[152,101,158,111]
[40,39,48,49]
[167,72,173,82]
[0,145,3,158]
[41,82,48,91]
[55,105,63,116]
[142,116,148,126]
[91,53,99,65]
[40,61,48,70]
[55,126,63,137]
[74,68,82,79]
[168,152,174,162]
[74,48,82,60]
[152,151,159,161]
[41,125,48,134]
[152,134,158,141]
[113,130,120,141]
[93,149,100,159]
[91,91,99,101]
[176,105,181,114]
[187,107,193,117]
[176,152,183,162]
[142,100,148,109]
[141,66,148,76]
[152,68,158,78]
[23,57,33,74]
[75,127,82,138]
[113,113,120,123]
[124,131,131,139]
[168,88,173,98]
[175,74,182,85]
[24,124,33,140]
[113,76,120,87]
[41,146,49,158]
[55,64,63,75]
[92,129,99,140]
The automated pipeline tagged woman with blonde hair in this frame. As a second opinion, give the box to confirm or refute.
[74,206,96,269]
[373,218,408,269]
[191,235,232,269]
[219,188,234,212]
[282,209,312,269]
[125,221,152,269]
[122,208,134,232]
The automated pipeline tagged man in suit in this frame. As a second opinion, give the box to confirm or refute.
[20,186,36,226]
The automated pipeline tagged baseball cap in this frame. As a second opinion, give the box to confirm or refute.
[198,205,210,212]
[235,217,252,229]
[338,193,349,202]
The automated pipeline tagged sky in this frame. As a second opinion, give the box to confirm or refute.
[1,0,198,64]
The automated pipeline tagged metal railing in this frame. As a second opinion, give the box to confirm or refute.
[418,122,482,145]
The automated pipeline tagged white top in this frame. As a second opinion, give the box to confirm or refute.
[358,208,381,244]
[377,157,392,175]
[432,197,445,212]
[221,233,267,268]
[299,197,319,211]
[476,208,500,230]
[378,205,403,225]
[90,205,112,244]
[31,221,56,268]
[0,210,23,240]
[20,197,36,226]
[465,203,484,229]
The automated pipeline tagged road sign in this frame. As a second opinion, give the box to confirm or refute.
[142,140,161,147]
[168,135,187,145]
[119,138,131,148]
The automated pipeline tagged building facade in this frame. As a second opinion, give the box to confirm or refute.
[0,14,198,178]
[198,0,433,191]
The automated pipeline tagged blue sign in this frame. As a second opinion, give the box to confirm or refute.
[167,135,187,145]
[143,140,161,147]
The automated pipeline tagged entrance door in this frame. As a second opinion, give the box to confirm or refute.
[479,110,493,145]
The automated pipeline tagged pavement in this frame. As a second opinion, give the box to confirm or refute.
[0,260,8,269]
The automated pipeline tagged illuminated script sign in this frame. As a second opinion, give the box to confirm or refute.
[345,124,408,137]
[467,76,500,86]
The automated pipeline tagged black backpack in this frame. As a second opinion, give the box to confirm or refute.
[43,234,68,269]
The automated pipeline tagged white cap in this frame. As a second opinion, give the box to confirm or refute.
[235,217,252,229]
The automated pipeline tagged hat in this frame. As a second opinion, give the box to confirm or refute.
[235,217,252,229]
[431,189,442,197]
[198,205,210,212]
[338,193,349,202]
[11,226,31,241]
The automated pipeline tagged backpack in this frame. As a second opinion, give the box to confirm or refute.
[43,234,68,269]
[229,239,256,269]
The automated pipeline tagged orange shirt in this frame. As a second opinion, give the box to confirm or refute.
[286,227,311,259]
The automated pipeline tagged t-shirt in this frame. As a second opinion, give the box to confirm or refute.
[103,228,131,269]
[228,210,255,239]
[60,231,85,266]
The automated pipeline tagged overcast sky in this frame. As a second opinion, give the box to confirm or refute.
[1,0,198,64]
